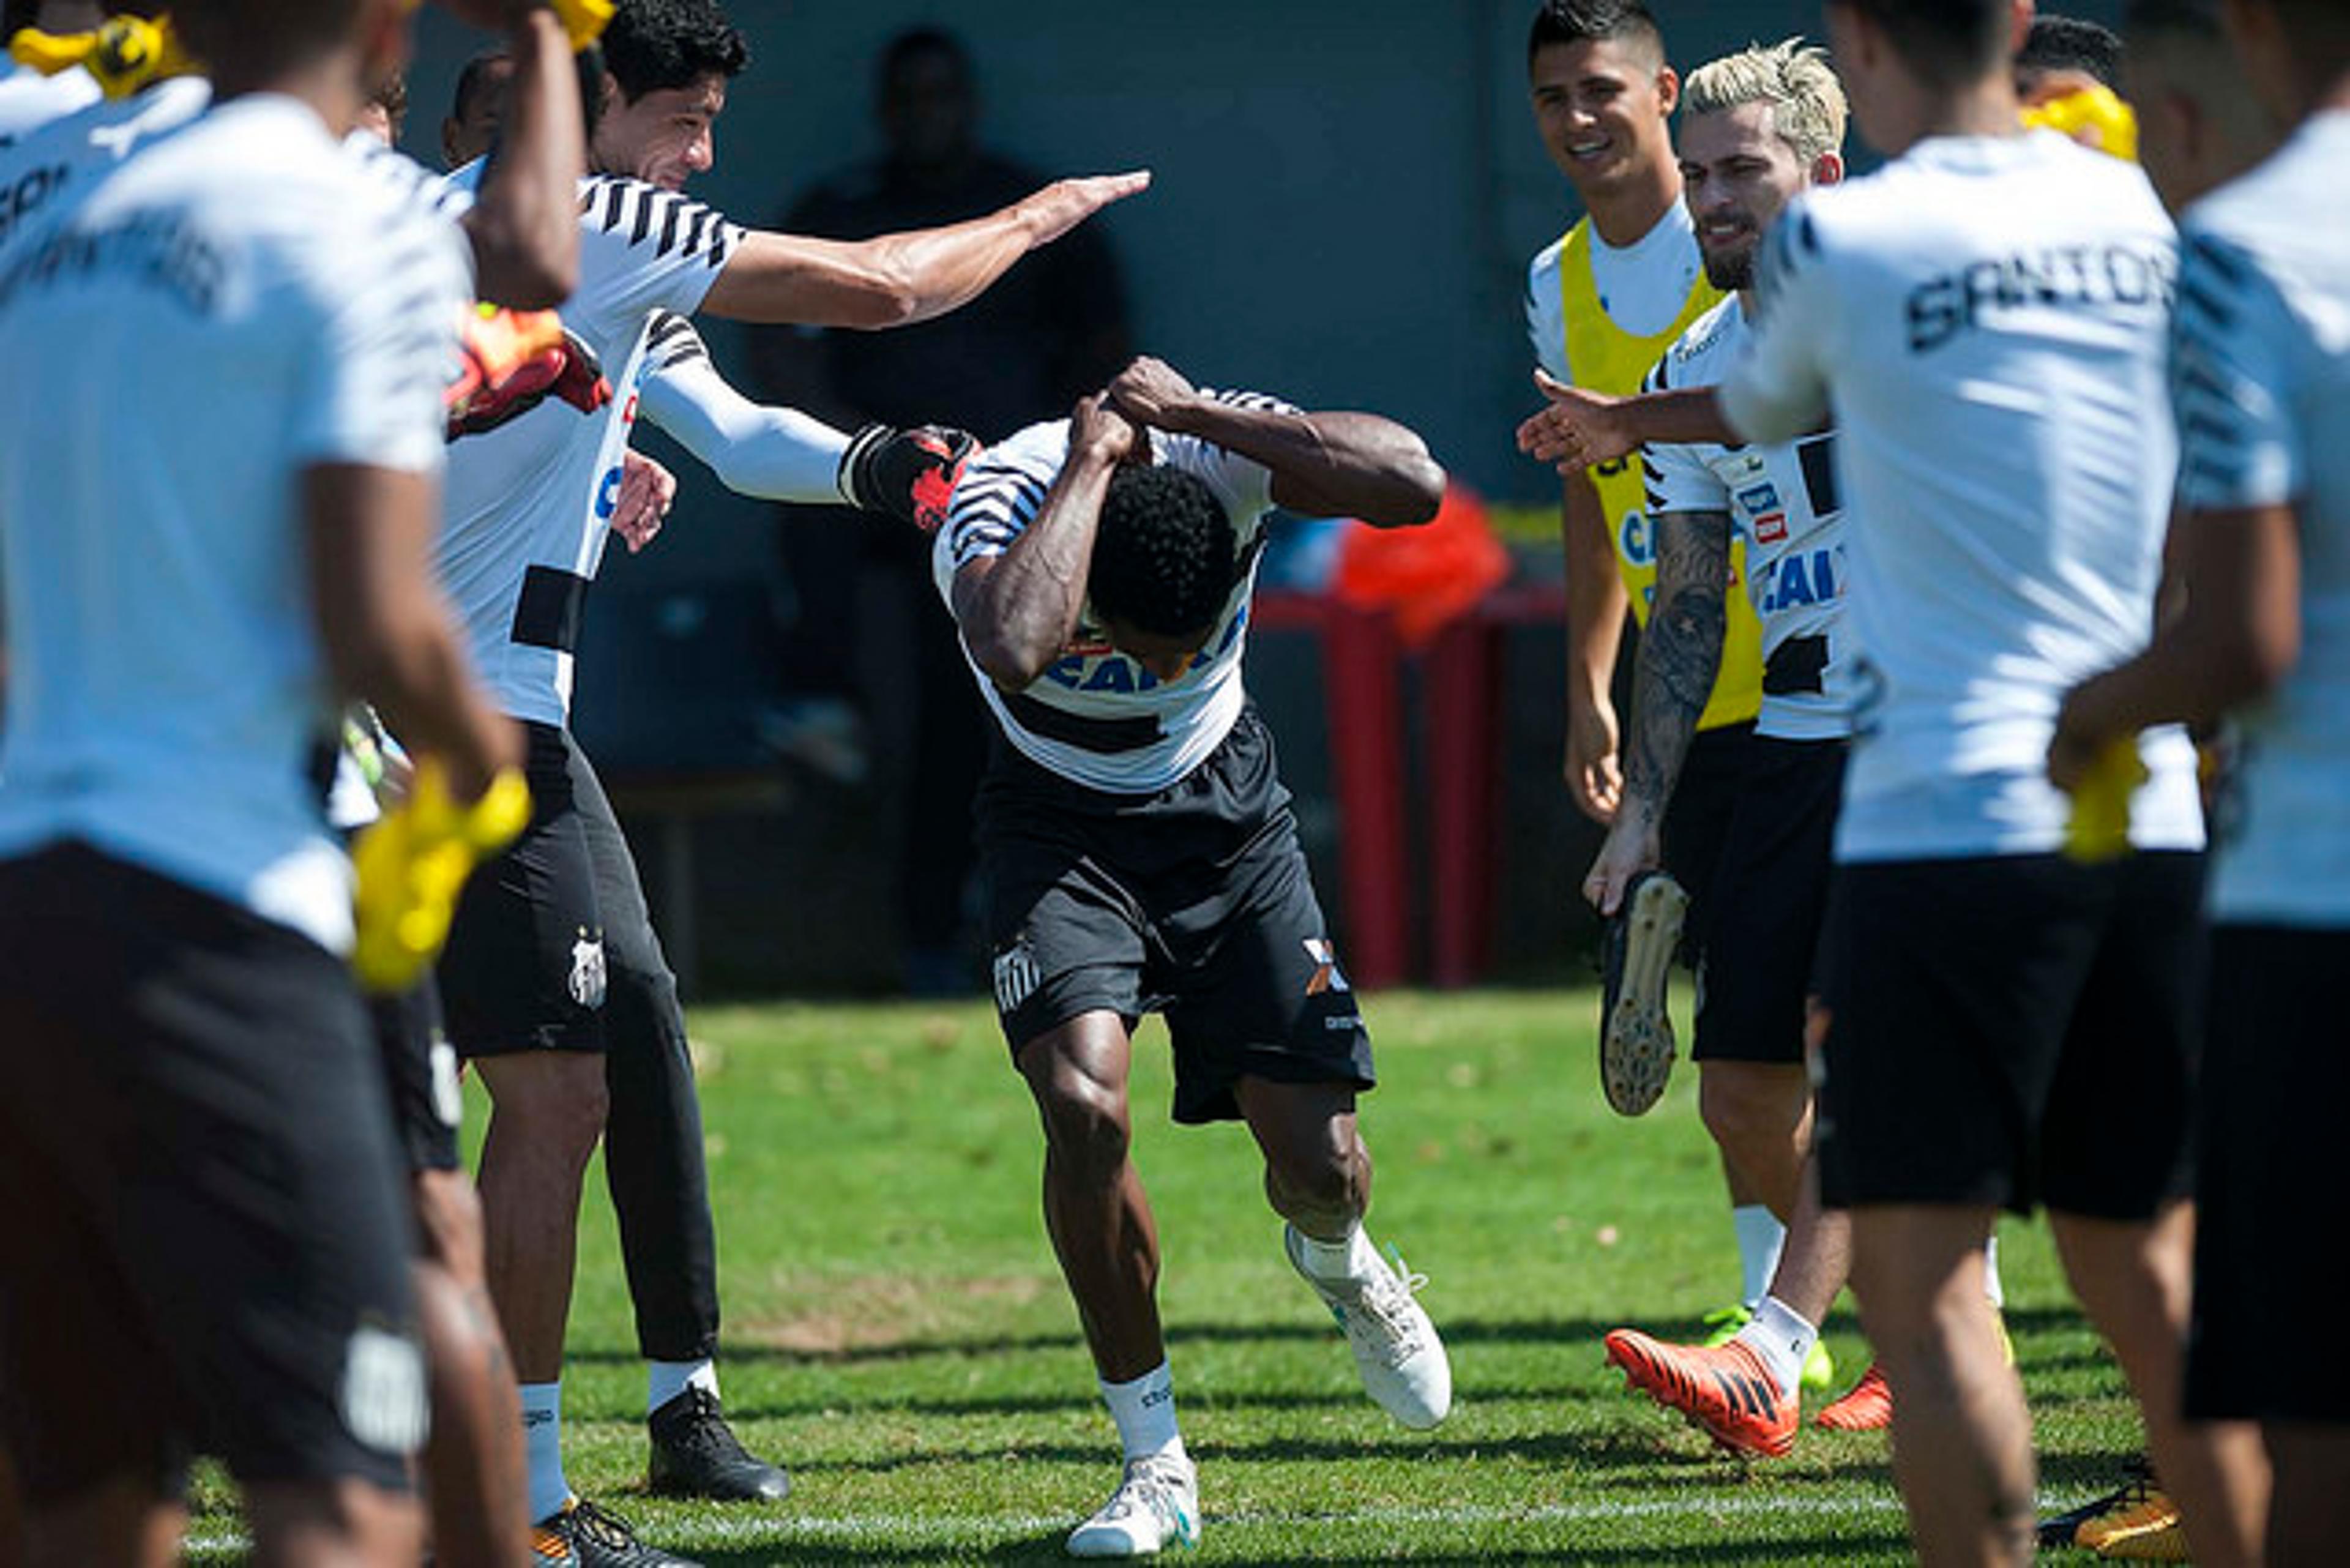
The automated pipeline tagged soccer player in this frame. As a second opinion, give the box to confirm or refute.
[936,356,1450,1558]
[1522,0,1797,1370]
[1523,0,1833,1391]
[1557,39,1867,1459]
[0,3,520,1566]
[2051,1,2350,1560]
[1535,1,2269,1561]
[430,1,1143,1556]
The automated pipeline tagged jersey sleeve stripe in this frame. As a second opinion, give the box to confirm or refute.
[683,207,715,260]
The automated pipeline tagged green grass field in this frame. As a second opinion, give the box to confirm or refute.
[188,988,2147,1564]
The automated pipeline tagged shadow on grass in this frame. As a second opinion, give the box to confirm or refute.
[682,1526,1915,1566]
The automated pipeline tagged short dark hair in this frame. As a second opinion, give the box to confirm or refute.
[174,0,363,77]
[1527,0,1665,69]
[2019,15,2124,86]
[1830,0,2013,91]
[368,67,408,132]
[602,0,748,103]
[451,48,511,123]
[1087,466,1239,640]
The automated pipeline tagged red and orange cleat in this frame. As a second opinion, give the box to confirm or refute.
[1814,1362,1892,1432]
[1602,1329,1797,1458]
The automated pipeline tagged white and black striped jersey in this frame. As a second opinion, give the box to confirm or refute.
[1719,130,2204,862]
[0,56,96,148]
[0,95,469,953]
[935,390,1296,794]
[435,166,745,726]
[2174,111,2350,926]
[1641,297,1851,742]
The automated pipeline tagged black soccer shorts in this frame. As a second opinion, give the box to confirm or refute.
[1692,737,1846,1066]
[1815,850,2204,1219]
[978,704,1375,1125]
[0,844,423,1502]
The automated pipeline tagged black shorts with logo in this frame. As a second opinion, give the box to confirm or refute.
[440,721,638,1057]
[0,844,423,1502]
[1693,737,1847,1065]
[1816,850,2204,1219]
[2185,924,2350,1422]
[979,704,1375,1125]
[1662,720,1757,965]
[371,976,460,1173]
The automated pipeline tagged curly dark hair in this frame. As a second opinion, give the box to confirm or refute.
[603,0,750,103]
[1527,0,1665,67]
[2019,15,2124,88]
[1087,466,1239,640]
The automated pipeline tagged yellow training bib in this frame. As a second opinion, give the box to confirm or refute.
[1557,218,1761,731]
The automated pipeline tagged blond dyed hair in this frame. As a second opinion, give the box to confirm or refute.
[1682,39,1848,165]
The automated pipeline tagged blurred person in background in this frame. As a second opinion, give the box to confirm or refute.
[749,25,1130,996]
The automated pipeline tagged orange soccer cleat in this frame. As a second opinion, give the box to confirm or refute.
[1603,1329,1797,1458]
[1814,1362,1892,1431]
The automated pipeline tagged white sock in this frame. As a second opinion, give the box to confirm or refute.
[648,1357,719,1417]
[1734,1296,1818,1402]
[520,1381,570,1525]
[1099,1362,1185,1462]
[1733,1205,1786,1310]
[1291,1220,1379,1283]
[1983,1233,2006,1309]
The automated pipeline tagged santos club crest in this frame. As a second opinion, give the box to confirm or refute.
[569,930,608,1009]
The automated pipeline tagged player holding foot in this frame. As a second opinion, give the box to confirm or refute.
[1559,39,1858,1460]
[2053,1,2350,1560]
[939,356,1449,1558]
[1521,0,1796,1365]
[430,2,1144,1558]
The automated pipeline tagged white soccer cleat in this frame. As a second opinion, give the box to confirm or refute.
[1064,1452,1200,1559]
[1285,1225,1453,1429]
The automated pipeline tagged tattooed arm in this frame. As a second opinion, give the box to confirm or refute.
[1581,510,1732,916]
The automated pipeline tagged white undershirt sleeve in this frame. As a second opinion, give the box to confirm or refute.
[635,313,851,504]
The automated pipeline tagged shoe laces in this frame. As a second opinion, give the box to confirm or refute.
[1339,1248,1432,1368]
[562,1499,643,1553]
[660,1386,755,1465]
[1099,1455,1193,1532]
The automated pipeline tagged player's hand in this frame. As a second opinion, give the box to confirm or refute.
[838,423,980,533]
[1015,172,1152,249]
[610,450,676,554]
[1069,392,1142,468]
[1565,692,1622,824]
[1520,370,1637,474]
[1106,356,1200,433]
[351,760,532,995]
[1583,815,1660,917]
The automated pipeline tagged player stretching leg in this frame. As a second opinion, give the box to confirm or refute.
[939,358,1450,1558]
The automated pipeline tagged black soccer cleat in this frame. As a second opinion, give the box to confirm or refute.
[647,1386,791,1503]
[535,1498,701,1568]
[1598,869,1688,1117]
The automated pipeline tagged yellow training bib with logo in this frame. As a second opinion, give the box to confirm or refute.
[1557,218,1762,731]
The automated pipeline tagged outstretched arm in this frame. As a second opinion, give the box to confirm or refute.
[1519,370,1739,475]
[951,397,1136,692]
[1584,510,1731,915]
[700,172,1150,329]
[1105,357,1444,527]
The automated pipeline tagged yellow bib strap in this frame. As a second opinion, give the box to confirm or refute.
[1554,218,1761,729]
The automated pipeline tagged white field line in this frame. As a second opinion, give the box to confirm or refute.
[187,1490,1930,1553]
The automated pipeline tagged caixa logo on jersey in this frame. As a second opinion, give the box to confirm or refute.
[1756,544,1848,616]
[1041,601,1250,694]
[591,360,653,521]
[1616,506,1654,569]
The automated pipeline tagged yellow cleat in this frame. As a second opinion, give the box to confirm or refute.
[351,761,531,995]
[2080,1487,2186,1559]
